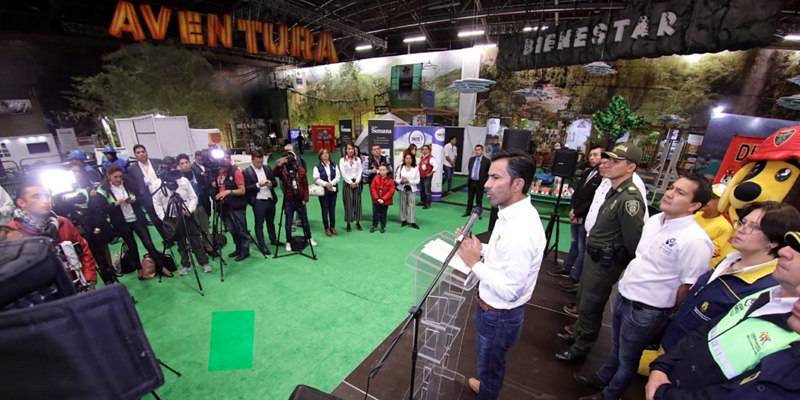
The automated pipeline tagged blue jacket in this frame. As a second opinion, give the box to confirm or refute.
[661,257,777,351]
[655,342,800,400]
[102,157,128,174]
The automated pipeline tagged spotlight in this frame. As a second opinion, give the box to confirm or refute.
[40,169,76,195]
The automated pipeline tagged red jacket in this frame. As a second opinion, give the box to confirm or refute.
[8,216,98,283]
[370,175,395,205]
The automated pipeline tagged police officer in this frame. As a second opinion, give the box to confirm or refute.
[555,143,646,362]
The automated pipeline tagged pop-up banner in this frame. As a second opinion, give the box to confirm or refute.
[368,119,395,159]
[393,126,445,202]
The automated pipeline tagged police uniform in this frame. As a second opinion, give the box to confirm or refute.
[565,144,647,358]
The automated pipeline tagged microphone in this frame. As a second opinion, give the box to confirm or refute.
[456,207,483,244]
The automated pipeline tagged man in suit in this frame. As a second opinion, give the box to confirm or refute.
[463,145,491,218]
[363,144,392,185]
[126,144,164,237]
[550,145,604,290]
[244,150,280,254]
[191,150,211,215]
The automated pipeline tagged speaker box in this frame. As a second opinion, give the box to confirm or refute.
[288,385,343,400]
[552,148,579,178]
[501,129,531,151]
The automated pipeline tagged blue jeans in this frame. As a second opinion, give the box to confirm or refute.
[475,303,525,400]
[443,165,454,192]
[596,294,669,400]
[561,223,587,279]
[284,201,311,241]
[222,207,250,255]
[318,190,337,229]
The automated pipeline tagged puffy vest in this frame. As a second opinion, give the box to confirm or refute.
[708,287,800,379]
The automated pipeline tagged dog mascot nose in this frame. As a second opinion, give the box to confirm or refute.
[733,181,761,202]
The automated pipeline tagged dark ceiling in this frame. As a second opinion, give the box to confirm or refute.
[2,0,800,67]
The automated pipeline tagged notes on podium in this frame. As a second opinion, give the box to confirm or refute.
[421,238,471,276]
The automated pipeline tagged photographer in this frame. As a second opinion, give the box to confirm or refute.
[95,165,171,278]
[7,181,97,286]
[273,149,316,251]
[179,153,211,240]
[212,150,250,262]
[152,157,212,275]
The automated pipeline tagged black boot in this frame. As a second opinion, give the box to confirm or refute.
[346,223,352,232]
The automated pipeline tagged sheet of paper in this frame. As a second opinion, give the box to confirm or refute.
[421,238,471,275]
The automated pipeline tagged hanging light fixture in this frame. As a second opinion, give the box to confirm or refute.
[584,61,617,75]
[777,94,800,110]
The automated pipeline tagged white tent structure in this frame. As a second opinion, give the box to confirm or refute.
[114,114,197,160]
[354,113,409,154]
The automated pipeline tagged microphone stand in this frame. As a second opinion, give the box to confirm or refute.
[369,208,483,400]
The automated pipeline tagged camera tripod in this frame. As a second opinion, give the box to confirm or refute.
[212,198,270,280]
[273,196,317,260]
[161,190,220,296]
[150,359,181,400]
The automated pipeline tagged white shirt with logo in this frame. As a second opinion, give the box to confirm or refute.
[619,213,713,308]
[443,143,457,168]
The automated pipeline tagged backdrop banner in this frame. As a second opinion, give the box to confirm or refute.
[368,119,395,160]
[497,0,781,71]
[394,126,445,201]
[338,120,353,144]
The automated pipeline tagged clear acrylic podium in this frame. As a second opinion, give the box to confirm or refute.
[403,231,477,400]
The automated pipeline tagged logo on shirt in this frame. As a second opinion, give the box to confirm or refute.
[665,238,677,248]
[701,301,709,312]
[759,332,771,344]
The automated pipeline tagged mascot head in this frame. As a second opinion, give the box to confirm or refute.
[719,126,800,221]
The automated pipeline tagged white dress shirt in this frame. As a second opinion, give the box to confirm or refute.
[585,172,649,235]
[395,165,420,192]
[619,213,713,308]
[313,162,340,187]
[152,177,198,220]
[110,183,137,222]
[467,196,546,309]
[443,143,457,168]
[139,160,159,192]
[707,251,776,284]
[253,167,273,200]
[339,156,363,184]
[749,286,799,318]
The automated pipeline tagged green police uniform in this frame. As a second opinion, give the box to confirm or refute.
[569,176,646,356]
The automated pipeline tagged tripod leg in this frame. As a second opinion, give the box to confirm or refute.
[158,359,182,376]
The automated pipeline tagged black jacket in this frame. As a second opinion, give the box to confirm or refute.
[570,167,603,219]
[127,159,163,200]
[467,156,491,185]
[93,184,148,234]
[654,342,800,400]
[243,165,278,205]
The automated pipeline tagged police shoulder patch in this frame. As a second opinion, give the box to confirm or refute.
[625,200,640,216]
[628,186,637,191]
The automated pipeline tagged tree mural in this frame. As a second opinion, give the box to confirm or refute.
[591,95,646,148]
[67,43,239,132]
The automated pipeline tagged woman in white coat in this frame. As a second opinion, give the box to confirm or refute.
[395,153,420,229]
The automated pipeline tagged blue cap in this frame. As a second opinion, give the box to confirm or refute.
[67,150,86,160]
[103,145,116,153]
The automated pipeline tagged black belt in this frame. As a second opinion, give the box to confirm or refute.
[621,296,668,312]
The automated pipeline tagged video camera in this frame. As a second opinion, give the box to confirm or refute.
[155,163,182,192]
[202,148,228,178]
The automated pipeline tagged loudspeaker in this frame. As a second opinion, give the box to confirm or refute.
[288,385,343,400]
[502,129,532,151]
[552,148,579,178]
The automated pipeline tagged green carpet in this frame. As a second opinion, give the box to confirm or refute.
[105,152,573,399]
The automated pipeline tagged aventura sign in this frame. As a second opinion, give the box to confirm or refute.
[497,0,781,71]
[108,1,338,63]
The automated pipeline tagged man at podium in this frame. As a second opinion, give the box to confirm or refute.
[457,149,546,400]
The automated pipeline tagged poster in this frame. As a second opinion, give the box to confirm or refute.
[713,135,765,184]
[338,119,353,144]
[368,119,395,159]
[55,128,79,154]
[311,125,336,153]
[394,126,446,202]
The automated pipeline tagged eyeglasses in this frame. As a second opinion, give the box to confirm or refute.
[733,220,762,235]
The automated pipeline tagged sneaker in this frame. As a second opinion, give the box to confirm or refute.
[380,227,386,234]
[309,238,317,247]
[203,264,212,273]
[548,268,572,278]
[370,226,377,233]
[179,266,191,276]
[286,243,293,252]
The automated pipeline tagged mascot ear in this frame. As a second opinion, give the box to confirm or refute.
[718,162,755,214]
